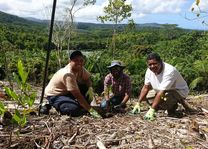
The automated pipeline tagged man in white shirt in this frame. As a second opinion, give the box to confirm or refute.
[132,52,196,120]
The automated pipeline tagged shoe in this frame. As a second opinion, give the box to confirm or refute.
[185,108,199,115]
[168,111,183,118]
[40,104,51,115]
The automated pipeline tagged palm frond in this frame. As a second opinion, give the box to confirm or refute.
[189,77,204,90]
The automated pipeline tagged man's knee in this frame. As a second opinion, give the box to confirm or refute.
[159,92,178,110]
[59,103,83,116]
[59,103,71,115]
[110,96,122,106]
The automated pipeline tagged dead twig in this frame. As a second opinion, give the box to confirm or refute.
[68,128,79,145]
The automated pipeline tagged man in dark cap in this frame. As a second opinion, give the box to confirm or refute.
[41,50,101,118]
[100,60,132,112]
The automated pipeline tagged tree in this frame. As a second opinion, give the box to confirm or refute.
[190,0,208,25]
[125,19,136,32]
[51,0,96,68]
[97,0,132,58]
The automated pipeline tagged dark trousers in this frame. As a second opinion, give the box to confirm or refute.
[147,90,183,113]
[100,96,123,111]
[47,84,89,117]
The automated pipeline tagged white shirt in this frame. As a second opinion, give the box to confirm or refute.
[145,62,189,98]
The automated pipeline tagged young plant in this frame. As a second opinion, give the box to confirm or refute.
[4,59,37,127]
[0,101,6,116]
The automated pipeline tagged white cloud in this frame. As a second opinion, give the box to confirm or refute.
[131,0,186,14]
[0,0,189,23]
[75,5,103,22]
[0,0,53,19]
[52,0,108,22]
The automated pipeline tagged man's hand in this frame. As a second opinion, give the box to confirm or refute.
[131,103,141,114]
[144,107,156,121]
[89,108,102,118]
[114,103,126,113]
[114,103,125,109]
[85,87,94,102]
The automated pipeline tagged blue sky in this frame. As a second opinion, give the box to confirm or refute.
[0,0,208,30]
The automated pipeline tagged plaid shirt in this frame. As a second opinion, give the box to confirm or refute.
[104,73,131,98]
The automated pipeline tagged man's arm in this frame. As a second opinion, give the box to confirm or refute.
[103,75,112,101]
[85,77,92,88]
[120,93,130,105]
[151,90,165,109]
[121,76,131,105]
[131,84,150,114]
[138,84,151,103]
[70,89,91,111]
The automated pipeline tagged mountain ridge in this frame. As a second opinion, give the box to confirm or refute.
[0,11,45,26]
[0,10,181,30]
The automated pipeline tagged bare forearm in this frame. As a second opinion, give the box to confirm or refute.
[121,93,130,105]
[138,85,150,103]
[71,90,91,111]
[151,90,164,109]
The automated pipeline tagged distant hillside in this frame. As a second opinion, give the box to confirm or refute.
[0,11,45,26]
[0,11,185,31]
[76,22,167,30]
[21,14,168,30]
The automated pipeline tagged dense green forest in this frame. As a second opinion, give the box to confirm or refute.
[0,11,207,97]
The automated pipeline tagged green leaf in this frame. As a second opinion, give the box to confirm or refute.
[13,72,21,87]
[25,94,36,107]
[12,109,22,124]
[21,115,27,127]
[189,77,204,89]
[17,59,29,84]
[4,86,19,101]
[12,110,27,127]
[28,92,36,107]
[0,101,5,115]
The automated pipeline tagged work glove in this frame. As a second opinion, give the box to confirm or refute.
[114,102,126,109]
[85,87,94,102]
[114,103,126,113]
[131,103,141,114]
[114,103,123,109]
[144,107,156,121]
[89,108,102,118]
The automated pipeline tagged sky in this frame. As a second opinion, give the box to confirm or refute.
[0,0,208,30]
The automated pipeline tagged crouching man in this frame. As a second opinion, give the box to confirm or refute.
[132,52,196,120]
[40,50,101,118]
[100,60,132,113]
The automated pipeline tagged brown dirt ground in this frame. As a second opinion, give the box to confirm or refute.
[0,94,207,149]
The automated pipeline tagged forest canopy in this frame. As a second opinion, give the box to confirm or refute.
[0,11,207,96]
